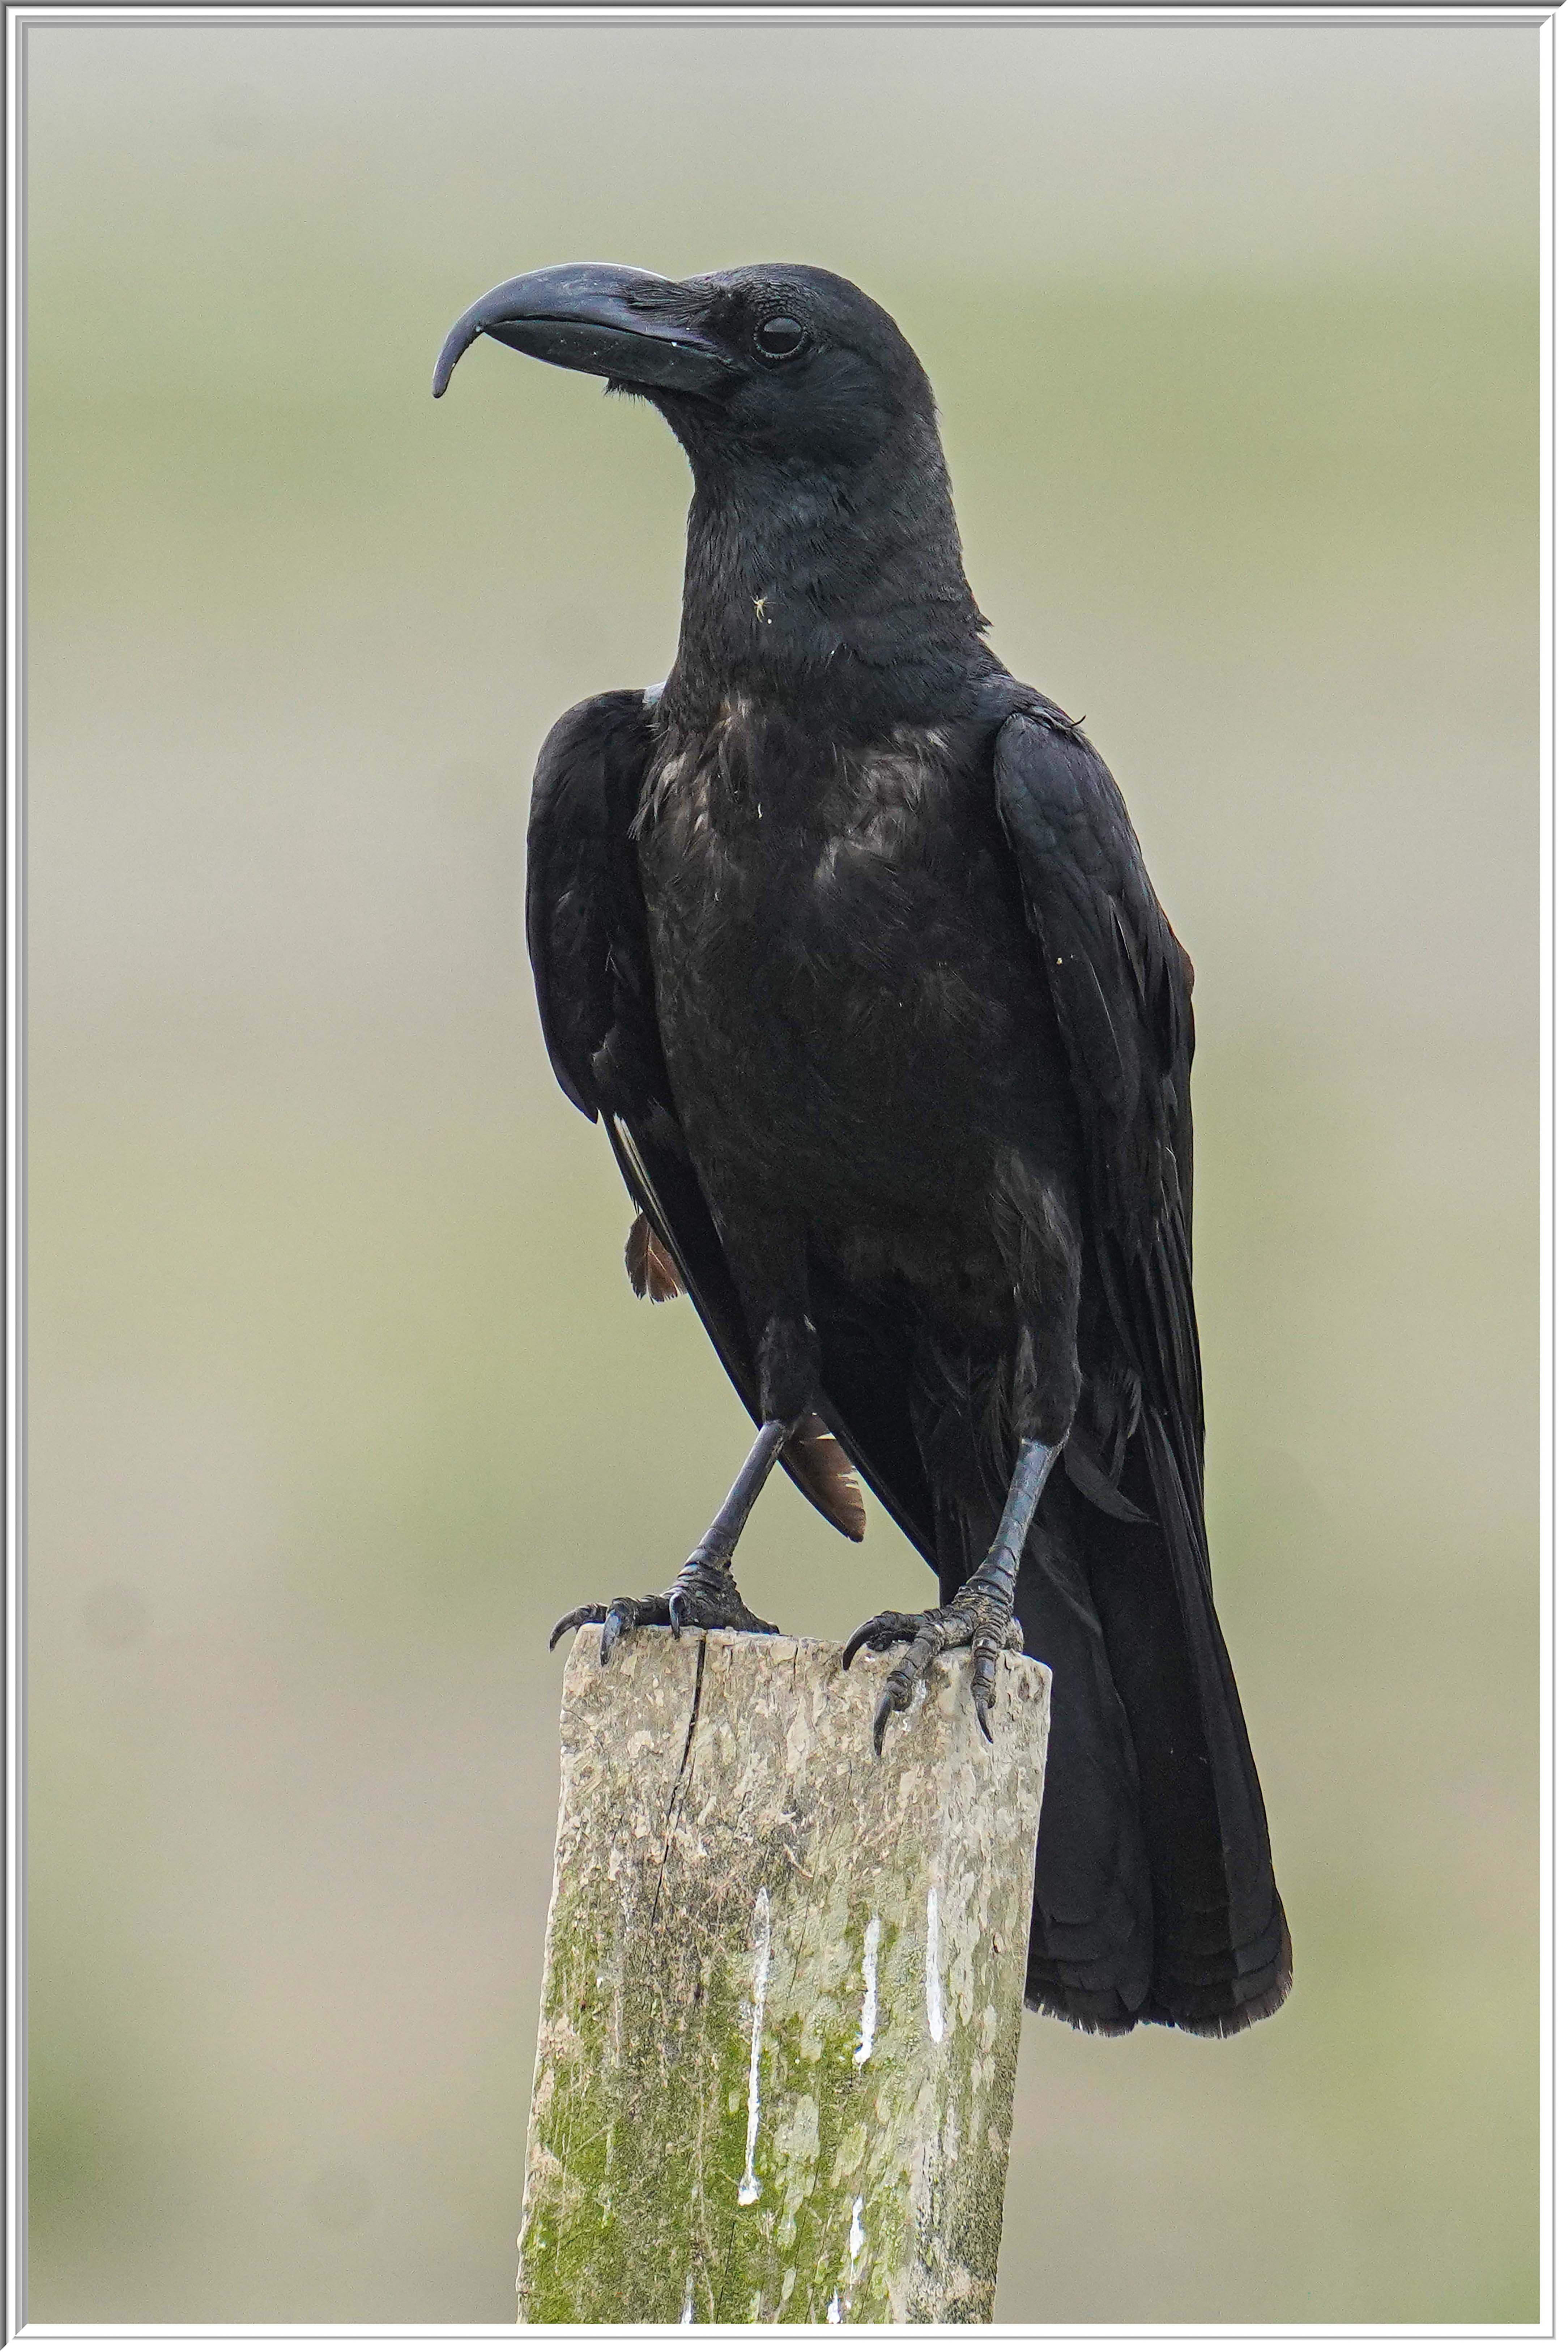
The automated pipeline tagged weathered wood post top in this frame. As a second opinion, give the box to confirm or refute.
[517,1625,1049,2326]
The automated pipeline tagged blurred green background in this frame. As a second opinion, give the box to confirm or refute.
[24,17,1539,2326]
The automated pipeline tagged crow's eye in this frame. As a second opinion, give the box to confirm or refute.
[755,315,806,361]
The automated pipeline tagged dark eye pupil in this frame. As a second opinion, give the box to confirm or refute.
[756,315,804,358]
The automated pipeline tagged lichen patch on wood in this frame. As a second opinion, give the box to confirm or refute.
[516,1627,1049,2326]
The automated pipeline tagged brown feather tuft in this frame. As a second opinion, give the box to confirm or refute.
[784,1415,866,1541]
[625,1212,685,1303]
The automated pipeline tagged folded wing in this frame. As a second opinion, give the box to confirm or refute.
[994,704,1289,2031]
[525,688,933,1554]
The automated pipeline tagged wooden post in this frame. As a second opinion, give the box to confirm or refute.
[516,1625,1050,2326]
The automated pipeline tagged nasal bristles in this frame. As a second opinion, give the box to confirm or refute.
[785,1415,867,1542]
[625,1212,685,1302]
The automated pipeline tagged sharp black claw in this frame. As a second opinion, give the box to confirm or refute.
[548,1607,596,1653]
[872,1688,895,1757]
[844,1612,915,1668]
[668,1589,687,1636]
[974,1693,994,1744]
[600,1606,629,1665]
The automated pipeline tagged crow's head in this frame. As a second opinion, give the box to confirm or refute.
[435,262,988,720]
[434,261,937,475]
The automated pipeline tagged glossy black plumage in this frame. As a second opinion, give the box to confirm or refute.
[441,260,1289,2034]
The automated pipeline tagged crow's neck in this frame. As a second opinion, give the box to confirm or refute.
[662,434,992,738]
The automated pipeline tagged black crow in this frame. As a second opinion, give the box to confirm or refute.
[434,263,1290,2034]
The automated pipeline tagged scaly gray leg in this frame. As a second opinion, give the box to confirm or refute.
[844,1435,1062,1752]
[549,1416,796,1662]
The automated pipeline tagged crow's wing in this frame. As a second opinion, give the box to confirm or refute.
[525,690,665,1125]
[993,706,1201,1499]
[526,688,936,1559]
[994,706,1287,2031]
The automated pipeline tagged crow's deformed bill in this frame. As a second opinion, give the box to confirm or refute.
[435,263,1290,2034]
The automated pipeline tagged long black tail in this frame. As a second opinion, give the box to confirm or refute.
[951,1418,1290,2036]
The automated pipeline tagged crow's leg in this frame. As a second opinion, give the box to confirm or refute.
[549,1413,801,1662]
[551,1214,818,1665]
[844,1434,1064,1752]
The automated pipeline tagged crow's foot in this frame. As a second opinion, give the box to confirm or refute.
[548,1553,779,1665]
[843,1576,1024,1754]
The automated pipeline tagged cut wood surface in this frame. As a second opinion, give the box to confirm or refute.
[516,1625,1050,2325]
